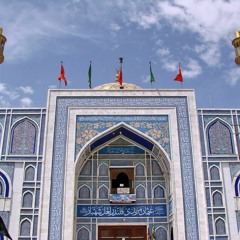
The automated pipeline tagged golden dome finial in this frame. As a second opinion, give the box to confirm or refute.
[232,31,240,66]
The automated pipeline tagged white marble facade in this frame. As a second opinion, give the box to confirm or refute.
[2,86,239,240]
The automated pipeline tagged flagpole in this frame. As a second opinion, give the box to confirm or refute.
[58,61,62,90]
[119,57,123,89]
[150,62,152,88]
[149,61,155,88]
[88,60,92,89]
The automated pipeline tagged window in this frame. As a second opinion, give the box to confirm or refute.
[110,167,134,194]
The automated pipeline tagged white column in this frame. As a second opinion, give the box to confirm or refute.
[9,162,24,240]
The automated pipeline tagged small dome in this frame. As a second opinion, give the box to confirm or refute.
[94,83,142,90]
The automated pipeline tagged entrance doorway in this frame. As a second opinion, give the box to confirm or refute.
[98,225,146,240]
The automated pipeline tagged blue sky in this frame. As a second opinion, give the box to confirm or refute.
[0,0,240,108]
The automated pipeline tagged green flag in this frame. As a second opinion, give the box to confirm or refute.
[150,62,155,83]
[88,61,92,89]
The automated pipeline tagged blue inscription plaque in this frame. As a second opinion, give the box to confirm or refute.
[77,204,167,218]
[99,146,144,154]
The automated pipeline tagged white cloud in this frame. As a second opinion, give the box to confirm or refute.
[0,83,19,100]
[19,86,34,94]
[156,47,170,57]
[0,96,11,107]
[109,22,121,32]
[20,97,33,107]
[183,58,202,78]
[161,57,202,79]
[0,83,36,107]
[226,68,240,86]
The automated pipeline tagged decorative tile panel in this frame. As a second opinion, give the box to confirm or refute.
[76,115,170,157]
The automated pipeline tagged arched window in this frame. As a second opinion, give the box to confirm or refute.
[0,177,4,197]
[136,185,146,199]
[77,227,90,240]
[212,191,223,207]
[20,219,31,236]
[156,227,168,240]
[215,218,226,235]
[10,118,38,155]
[207,119,233,155]
[0,172,10,198]
[136,163,145,176]
[98,163,108,176]
[22,191,33,208]
[153,185,165,198]
[98,185,108,199]
[25,166,35,181]
[235,175,240,196]
[78,185,91,199]
[210,166,220,180]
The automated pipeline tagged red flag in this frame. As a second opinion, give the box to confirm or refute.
[118,57,123,86]
[174,64,183,82]
[118,65,122,86]
[58,62,68,86]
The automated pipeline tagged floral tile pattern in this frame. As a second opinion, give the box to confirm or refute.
[76,115,170,157]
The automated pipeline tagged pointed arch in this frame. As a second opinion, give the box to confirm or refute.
[9,117,39,155]
[77,226,90,240]
[233,172,240,196]
[78,185,91,199]
[20,218,32,236]
[209,165,220,180]
[135,163,145,176]
[212,190,223,207]
[75,122,171,175]
[22,191,33,208]
[0,170,11,198]
[156,226,168,240]
[206,118,234,155]
[153,184,165,198]
[98,162,108,176]
[24,165,35,181]
[215,217,226,235]
[136,184,146,199]
[98,184,109,199]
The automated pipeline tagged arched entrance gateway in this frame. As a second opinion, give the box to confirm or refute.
[75,123,172,240]
[39,85,209,240]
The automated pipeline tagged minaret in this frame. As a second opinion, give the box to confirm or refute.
[232,31,240,66]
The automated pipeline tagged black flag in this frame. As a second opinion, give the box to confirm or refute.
[0,216,12,240]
